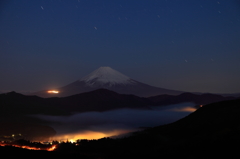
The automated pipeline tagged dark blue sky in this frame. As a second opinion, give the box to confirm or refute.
[1,0,240,94]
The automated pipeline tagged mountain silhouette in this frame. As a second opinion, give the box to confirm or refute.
[2,90,236,114]
[32,67,183,97]
[1,91,240,158]
[148,92,236,105]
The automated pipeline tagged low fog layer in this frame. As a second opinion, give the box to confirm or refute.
[34,103,196,141]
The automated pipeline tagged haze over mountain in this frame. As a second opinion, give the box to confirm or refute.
[33,67,183,98]
[2,89,236,115]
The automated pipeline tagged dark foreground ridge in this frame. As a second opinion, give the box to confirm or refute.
[0,98,240,158]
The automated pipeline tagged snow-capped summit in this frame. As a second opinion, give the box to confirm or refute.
[80,67,136,86]
[32,67,183,97]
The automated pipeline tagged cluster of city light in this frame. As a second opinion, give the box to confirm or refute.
[47,90,59,94]
[46,145,57,151]
[52,129,134,143]
[0,143,57,151]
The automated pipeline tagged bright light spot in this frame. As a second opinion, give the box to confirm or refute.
[47,145,56,151]
[0,143,57,151]
[53,131,106,141]
[52,130,132,142]
[47,90,59,94]
[170,106,197,112]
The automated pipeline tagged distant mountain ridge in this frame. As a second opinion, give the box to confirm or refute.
[1,92,239,157]
[32,67,183,98]
[0,90,238,145]
[148,92,236,106]
[2,89,237,114]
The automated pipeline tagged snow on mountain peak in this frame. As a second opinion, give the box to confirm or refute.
[80,67,136,86]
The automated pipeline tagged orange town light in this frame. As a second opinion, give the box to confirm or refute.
[47,90,59,94]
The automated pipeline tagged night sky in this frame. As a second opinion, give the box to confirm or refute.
[1,0,240,94]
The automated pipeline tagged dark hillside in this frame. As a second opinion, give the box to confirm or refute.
[115,99,240,158]
[0,91,69,116]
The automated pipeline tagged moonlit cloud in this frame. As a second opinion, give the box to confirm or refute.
[34,103,196,140]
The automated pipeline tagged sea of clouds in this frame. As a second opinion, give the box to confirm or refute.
[34,102,196,140]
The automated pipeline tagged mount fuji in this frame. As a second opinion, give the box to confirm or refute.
[33,67,183,98]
